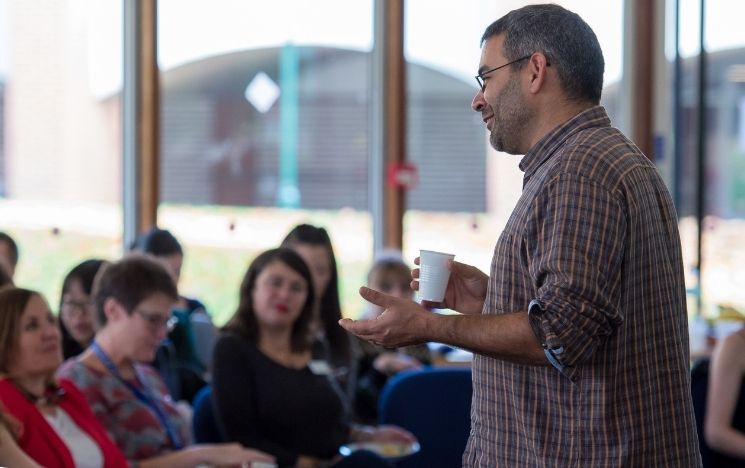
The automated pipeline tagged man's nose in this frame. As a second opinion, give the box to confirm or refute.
[472,90,485,112]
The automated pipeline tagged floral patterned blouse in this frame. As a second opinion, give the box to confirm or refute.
[57,358,191,461]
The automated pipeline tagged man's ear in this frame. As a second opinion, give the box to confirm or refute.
[526,53,550,94]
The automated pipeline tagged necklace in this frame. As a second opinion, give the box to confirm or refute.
[11,380,65,406]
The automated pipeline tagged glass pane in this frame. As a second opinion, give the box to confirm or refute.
[674,0,703,321]
[699,0,745,328]
[0,0,123,303]
[157,0,373,324]
[403,0,624,274]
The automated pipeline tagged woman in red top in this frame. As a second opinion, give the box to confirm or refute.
[0,286,128,468]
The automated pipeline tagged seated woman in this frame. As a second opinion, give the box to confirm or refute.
[704,327,745,466]
[354,255,432,424]
[59,259,105,359]
[57,255,274,467]
[281,225,356,400]
[0,286,128,467]
[213,248,416,468]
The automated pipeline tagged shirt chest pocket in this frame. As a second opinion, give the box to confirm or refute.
[487,227,533,314]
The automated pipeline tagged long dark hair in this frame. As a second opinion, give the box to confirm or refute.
[130,227,183,256]
[0,267,11,289]
[224,248,315,353]
[59,259,105,359]
[281,224,350,364]
[0,287,38,373]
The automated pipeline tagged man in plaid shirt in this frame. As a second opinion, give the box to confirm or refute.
[342,4,701,467]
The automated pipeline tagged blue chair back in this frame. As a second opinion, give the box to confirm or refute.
[378,367,472,468]
[192,385,225,444]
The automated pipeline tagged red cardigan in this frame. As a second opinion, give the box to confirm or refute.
[0,378,128,468]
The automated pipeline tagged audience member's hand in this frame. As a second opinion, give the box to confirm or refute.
[412,257,488,314]
[373,352,422,375]
[368,425,417,445]
[196,443,275,466]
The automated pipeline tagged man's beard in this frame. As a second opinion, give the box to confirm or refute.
[489,75,532,155]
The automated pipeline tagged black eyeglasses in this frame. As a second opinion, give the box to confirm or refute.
[475,54,533,92]
[135,309,177,332]
[61,299,94,317]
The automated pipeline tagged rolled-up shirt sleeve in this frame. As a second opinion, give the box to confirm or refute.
[525,171,627,381]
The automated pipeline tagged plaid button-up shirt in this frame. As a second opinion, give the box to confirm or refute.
[463,107,701,467]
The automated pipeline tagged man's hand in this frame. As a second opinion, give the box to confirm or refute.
[339,287,433,348]
[412,258,488,314]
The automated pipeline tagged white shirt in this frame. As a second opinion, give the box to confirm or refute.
[44,407,104,468]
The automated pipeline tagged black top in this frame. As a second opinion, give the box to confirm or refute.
[692,358,745,468]
[711,377,745,467]
[212,333,350,467]
[61,330,86,360]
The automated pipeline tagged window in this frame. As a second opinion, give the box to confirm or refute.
[0,0,123,303]
[674,0,745,321]
[157,0,374,322]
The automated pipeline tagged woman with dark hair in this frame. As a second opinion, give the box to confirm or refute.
[281,224,356,398]
[0,286,128,467]
[131,227,214,402]
[130,228,185,283]
[59,259,105,359]
[213,248,415,468]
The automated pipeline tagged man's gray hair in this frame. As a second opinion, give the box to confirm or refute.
[481,4,604,104]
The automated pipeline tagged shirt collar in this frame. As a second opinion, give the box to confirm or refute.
[518,106,612,178]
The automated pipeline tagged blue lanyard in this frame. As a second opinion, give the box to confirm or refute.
[90,341,184,449]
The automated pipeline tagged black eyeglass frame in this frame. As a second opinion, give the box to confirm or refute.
[475,53,544,91]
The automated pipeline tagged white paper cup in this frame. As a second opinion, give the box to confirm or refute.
[418,250,455,302]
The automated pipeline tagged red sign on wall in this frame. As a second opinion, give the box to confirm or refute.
[387,162,418,189]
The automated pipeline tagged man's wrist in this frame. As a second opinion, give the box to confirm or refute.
[423,311,450,344]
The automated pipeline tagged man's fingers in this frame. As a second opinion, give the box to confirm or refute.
[448,259,478,276]
[338,318,383,346]
[359,286,394,308]
[410,268,420,291]
[414,256,420,266]
[338,317,375,337]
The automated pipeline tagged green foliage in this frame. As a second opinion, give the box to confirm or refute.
[7,205,372,326]
[10,228,121,310]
